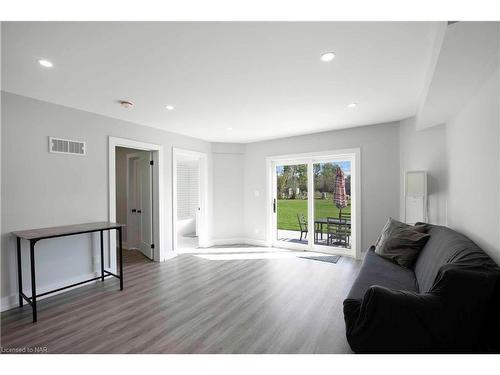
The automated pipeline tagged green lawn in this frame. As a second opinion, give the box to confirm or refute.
[277,199,351,231]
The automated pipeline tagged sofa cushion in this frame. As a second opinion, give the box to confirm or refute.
[375,219,430,268]
[414,224,499,293]
[374,217,409,251]
[346,247,419,301]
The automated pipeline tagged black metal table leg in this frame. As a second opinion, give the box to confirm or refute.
[30,240,37,323]
[118,227,123,290]
[17,237,23,307]
[100,230,104,282]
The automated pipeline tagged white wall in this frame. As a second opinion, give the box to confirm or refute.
[408,22,500,267]
[243,123,400,252]
[211,143,246,241]
[1,92,212,310]
[446,67,500,264]
[399,117,447,225]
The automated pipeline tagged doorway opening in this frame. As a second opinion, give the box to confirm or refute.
[172,148,208,252]
[115,147,154,260]
[267,149,361,259]
[109,137,165,269]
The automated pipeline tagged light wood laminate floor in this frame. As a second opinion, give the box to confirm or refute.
[1,248,361,353]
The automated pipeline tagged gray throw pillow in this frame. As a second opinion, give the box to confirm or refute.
[375,218,430,268]
[374,218,409,248]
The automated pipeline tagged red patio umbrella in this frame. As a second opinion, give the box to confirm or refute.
[333,166,348,217]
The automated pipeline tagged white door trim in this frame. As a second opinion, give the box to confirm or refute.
[266,148,361,259]
[172,148,209,251]
[108,136,166,269]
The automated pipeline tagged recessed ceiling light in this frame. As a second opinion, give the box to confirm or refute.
[119,100,134,109]
[347,102,357,108]
[320,52,336,62]
[226,127,233,131]
[38,59,53,68]
[165,105,175,111]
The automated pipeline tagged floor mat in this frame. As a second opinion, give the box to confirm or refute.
[299,255,341,264]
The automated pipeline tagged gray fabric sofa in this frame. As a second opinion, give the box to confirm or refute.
[343,223,500,353]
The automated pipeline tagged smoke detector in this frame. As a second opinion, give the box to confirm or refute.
[119,100,134,109]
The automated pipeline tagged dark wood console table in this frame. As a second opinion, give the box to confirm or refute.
[12,222,125,323]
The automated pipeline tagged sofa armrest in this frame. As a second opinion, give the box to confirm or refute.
[344,267,500,353]
[431,265,500,351]
[344,286,442,353]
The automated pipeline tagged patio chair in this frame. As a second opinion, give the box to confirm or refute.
[326,217,348,247]
[340,212,351,245]
[297,213,308,241]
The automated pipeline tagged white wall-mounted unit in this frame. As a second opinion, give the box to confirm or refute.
[49,137,86,155]
[405,171,427,224]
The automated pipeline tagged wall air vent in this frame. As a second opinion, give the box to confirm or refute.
[49,137,86,155]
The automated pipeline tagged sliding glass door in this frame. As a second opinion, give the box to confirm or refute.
[312,159,352,250]
[274,163,309,245]
[270,151,358,256]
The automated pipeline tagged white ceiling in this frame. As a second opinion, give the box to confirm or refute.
[2,22,440,143]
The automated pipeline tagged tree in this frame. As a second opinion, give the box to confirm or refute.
[345,174,351,196]
[296,164,308,194]
[311,162,342,193]
[277,166,292,198]
[313,163,321,177]
[288,165,299,199]
[321,162,337,192]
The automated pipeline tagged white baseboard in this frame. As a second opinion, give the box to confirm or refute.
[0,269,113,313]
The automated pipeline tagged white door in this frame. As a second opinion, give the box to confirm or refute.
[271,161,310,250]
[138,153,153,260]
[127,159,141,249]
[127,152,154,259]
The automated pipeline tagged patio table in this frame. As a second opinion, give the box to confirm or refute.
[314,218,351,241]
